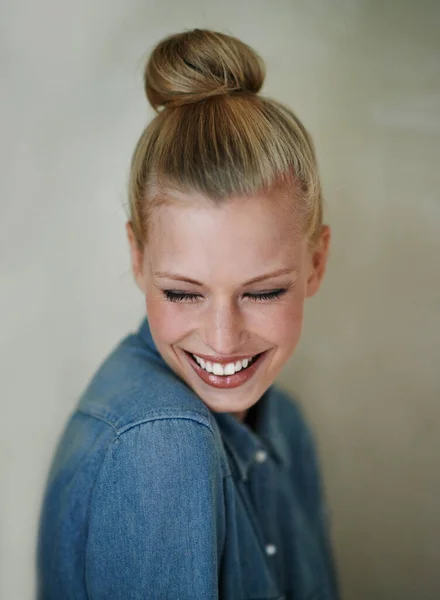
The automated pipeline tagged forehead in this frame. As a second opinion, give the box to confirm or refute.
[148,190,306,273]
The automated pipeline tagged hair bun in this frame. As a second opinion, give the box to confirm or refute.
[144,29,265,110]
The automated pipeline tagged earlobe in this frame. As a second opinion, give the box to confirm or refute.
[306,269,320,298]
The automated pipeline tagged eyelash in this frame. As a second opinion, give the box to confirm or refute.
[162,288,288,303]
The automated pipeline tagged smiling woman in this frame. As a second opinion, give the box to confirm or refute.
[37,28,339,600]
[128,191,322,420]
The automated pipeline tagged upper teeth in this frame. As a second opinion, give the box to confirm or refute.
[192,354,254,376]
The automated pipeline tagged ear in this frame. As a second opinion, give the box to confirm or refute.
[306,225,331,298]
[126,221,147,294]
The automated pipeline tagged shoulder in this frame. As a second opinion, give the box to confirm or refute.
[38,323,228,586]
[49,321,230,494]
[76,324,216,436]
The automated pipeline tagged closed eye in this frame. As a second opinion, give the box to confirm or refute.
[162,289,289,303]
[163,290,202,303]
[247,289,288,302]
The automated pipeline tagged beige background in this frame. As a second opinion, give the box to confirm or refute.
[1,1,439,599]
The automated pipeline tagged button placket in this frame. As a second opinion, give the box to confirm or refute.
[249,447,278,572]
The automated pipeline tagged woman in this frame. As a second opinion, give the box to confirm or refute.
[37,28,339,600]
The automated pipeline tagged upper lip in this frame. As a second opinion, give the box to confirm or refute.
[184,350,264,365]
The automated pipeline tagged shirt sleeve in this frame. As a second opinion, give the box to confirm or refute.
[85,417,225,600]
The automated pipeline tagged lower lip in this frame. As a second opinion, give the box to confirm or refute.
[184,351,268,389]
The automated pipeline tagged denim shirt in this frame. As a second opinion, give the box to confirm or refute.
[37,316,339,600]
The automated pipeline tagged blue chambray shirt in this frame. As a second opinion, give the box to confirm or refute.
[37,316,339,600]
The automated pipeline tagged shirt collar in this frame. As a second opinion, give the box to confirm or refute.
[212,388,291,481]
[138,316,291,480]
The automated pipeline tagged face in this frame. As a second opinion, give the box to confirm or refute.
[127,187,330,421]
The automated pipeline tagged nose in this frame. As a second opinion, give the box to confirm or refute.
[202,298,248,356]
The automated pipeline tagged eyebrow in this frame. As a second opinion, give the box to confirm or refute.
[154,268,298,287]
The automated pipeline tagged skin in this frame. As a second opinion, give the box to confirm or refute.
[126,186,330,422]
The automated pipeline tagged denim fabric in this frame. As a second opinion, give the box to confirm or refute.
[37,316,339,600]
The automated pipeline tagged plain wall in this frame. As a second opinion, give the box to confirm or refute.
[1,1,439,598]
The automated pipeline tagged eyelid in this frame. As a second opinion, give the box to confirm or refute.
[163,290,202,303]
[162,286,291,303]
[245,288,288,301]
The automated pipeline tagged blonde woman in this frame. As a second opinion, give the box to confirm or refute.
[37,29,340,600]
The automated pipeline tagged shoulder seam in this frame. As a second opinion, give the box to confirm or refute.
[77,407,214,437]
[114,413,215,438]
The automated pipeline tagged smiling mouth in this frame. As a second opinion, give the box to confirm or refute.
[185,350,262,375]
[183,349,268,389]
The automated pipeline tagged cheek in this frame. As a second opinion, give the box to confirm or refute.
[145,290,192,344]
[264,301,305,350]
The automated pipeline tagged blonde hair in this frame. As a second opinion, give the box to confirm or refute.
[128,28,323,250]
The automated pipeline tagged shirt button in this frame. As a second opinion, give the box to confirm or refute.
[265,543,277,556]
[255,449,268,463]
